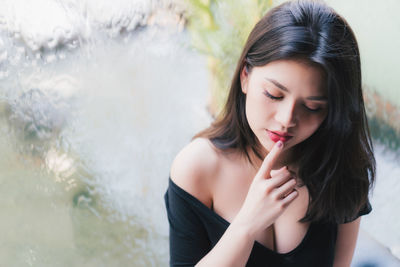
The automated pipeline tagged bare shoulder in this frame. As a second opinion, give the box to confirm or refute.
[170,137,221,208]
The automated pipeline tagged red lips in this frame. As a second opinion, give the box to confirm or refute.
[267,130,293,143]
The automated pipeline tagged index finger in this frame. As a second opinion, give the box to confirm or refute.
[259,140,284,179]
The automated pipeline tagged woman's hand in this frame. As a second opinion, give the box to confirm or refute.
[195,141,299,267]
[233,141,299,238]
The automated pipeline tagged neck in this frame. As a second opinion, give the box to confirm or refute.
[246,144,293,171]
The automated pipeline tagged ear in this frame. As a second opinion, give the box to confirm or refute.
[240,65,249,94]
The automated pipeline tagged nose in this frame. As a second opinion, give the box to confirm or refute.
[274,99,297,129]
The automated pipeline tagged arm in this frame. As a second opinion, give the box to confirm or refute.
[195,220,256,267]
[169,139,255,267]
[333,217,361,267]
[166,180,260,267]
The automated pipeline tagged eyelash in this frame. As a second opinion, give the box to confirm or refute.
[263,90,322,113]
[263,90,282,100]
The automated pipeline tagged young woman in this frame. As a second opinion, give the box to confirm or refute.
[164,0,375,266]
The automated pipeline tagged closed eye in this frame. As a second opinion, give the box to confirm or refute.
[263,90,282,100]
[303,105,323,113]
[264,89,325,113]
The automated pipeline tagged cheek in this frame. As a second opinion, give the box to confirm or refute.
[301,114,326,136]
[246,93,269,120]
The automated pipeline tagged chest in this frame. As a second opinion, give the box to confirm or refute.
[211,159,310,254]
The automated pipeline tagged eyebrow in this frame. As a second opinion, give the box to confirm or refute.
[265,78,328,101]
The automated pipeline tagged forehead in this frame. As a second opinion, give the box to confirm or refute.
[251,59,327,95]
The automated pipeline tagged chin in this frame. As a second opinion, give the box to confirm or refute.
[258,138,275,154]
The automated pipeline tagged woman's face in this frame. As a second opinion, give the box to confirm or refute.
[241,59,328,156]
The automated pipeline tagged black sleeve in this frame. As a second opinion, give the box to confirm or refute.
[357,199,372,217]
[343,199,372,223]
[164,183,211,266]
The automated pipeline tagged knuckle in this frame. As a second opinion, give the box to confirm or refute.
[277,202,286,210]
[263,182,272,193]
[277,166,287,174]
[272,192,281,201]
[289,179,296,187]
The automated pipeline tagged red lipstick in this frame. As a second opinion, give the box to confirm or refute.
[267,130,293,143]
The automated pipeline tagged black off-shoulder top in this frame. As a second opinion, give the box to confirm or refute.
[164,178,371,267]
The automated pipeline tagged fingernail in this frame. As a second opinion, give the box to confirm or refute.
[277,141,283,148]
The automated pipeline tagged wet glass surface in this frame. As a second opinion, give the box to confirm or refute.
[0,0,399,266]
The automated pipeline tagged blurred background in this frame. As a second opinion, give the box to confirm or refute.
[0,0,398,266]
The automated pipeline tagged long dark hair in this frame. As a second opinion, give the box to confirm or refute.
[194,0,375,224]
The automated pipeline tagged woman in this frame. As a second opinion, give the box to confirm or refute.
[164,0,375,266]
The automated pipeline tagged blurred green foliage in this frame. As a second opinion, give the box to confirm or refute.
[368,116,400,151]
[183,0,272,115]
